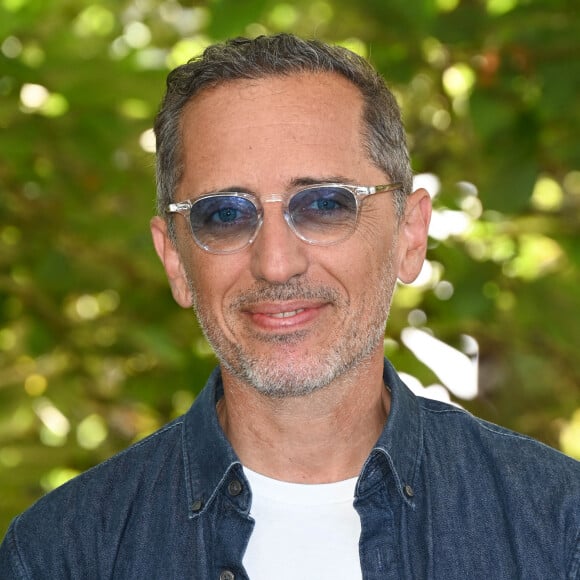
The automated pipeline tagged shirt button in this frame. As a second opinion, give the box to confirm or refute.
[403,484,414,498]
[219,570,235,580]
[228,478,243,496]
[191,499,203,512]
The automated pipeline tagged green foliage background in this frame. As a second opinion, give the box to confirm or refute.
[1,0,579,536]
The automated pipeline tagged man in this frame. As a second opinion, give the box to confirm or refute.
[0,34,578,579]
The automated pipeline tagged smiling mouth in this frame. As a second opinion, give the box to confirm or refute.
[269,309,305,319]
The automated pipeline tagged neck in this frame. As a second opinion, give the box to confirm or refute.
[217,350,389,483]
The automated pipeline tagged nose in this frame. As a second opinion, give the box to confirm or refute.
[249,203,309,284]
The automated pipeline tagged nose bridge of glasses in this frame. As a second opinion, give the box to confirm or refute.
[257,193,293,227]
[260,193,285,205]
[257,192,298,233]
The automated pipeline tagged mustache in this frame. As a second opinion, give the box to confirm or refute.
[229,282,343,309]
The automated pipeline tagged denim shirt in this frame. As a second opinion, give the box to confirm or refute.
[1,360,579,579]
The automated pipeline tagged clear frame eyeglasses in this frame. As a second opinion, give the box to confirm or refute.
[166,182,402,254]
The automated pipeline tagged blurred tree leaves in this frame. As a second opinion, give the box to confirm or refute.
[1,0,579,536]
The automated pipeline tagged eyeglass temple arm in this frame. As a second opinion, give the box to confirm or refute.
[355,182,403,197]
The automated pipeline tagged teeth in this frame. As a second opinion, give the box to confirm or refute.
[270,309,304,319]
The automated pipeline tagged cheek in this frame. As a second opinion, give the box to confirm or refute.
[350,215,399,275]
[187,255,248,310]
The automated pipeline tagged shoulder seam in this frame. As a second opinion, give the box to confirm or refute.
[71,417,185,477]
[422,404,539,443]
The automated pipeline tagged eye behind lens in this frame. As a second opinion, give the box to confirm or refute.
[190,195,259,252]
[190,195,255,227]
[289,186,357,242]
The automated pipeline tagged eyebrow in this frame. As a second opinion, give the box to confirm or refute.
[289,175,354,188]
[200,176,356,197]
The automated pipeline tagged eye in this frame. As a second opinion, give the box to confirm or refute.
[290,186,356,219]
[211,206,243,224]
[310,197,341,211]
[191,195,257,231]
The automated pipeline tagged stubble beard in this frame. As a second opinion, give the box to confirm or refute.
[186,252,398,399]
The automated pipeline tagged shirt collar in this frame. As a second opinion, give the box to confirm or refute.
[356,358,423,506]
[182,359,423,516]
[182,367,241,519]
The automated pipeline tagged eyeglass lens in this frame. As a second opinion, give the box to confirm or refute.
[190,195,259,252]
[189,185,359,252]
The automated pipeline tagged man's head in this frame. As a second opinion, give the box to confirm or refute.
[154,34,413,237]
[151,35,431,398]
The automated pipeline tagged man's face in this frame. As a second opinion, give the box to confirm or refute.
[152,73,430,397]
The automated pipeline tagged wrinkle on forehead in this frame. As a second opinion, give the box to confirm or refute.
[177,72,385,199]
[182,72,365,138]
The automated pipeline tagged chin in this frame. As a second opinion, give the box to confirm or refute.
[219,336,381,399]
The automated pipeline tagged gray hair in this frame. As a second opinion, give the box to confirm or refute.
[154,34,413,236]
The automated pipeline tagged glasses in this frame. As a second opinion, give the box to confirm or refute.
[166,182,402,254]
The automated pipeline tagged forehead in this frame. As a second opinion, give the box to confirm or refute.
[178,73,374,192]
[182,72,365,131]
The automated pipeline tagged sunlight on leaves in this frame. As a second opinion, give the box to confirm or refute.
[40,468,81,492]
[400,372,460,406]
[559,410,580,460]
[268,3,299,30]
[139,128,156,153]
[119,98,151,120]
[486,0,518,16]
[20,41,44,67]
[74,5,116,37]
[338,38,367,59]
[77,414,108,450]
[124,21,152,49]
[504,234,565,280]
[34,399,70,440]
[563,171,580,196]
[0,328,17,351]
[0,447,22,468]
[24,374,47,397]
[1,0,28,11]
[167,36,212,69]
[19,84,68,117]
[1,35,22,58]
[172,390,195,417]
[531,176,564,212]
[429,209,473,241]
[436,0,460,12]
[19,83,49,109]
[308,1,333,24]
[442,63,475,99]
[422,38,448,68]
[159,4,210,36]
[401,328,479,400]
[1,225,21,246]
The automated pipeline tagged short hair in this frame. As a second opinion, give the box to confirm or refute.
[154,33,412,236]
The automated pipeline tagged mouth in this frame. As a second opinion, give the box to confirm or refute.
[242,301,327,332]
[269,308,305,319]
[230,285,342,335]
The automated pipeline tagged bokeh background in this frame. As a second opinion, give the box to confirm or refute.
[1,0,579,536]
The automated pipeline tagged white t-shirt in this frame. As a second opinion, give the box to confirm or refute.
[242,467,363,580]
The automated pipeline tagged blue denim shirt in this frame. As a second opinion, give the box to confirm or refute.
[1,360,579,579]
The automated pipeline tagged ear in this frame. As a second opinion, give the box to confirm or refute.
[150,216,194,308]
[397,188,432,284]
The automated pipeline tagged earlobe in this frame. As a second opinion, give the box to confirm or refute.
[397,188,432,284]
[150,216,194,308]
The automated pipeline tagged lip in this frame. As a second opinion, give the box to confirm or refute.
[242,301,327,331]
